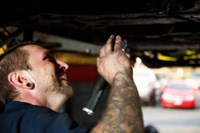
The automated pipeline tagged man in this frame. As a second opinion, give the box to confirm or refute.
[0,35,144,133]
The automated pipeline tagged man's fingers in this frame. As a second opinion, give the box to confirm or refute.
[100,35,123,57]
[100,35,115,56]
[105,35,115,53]
[114,35,122,50]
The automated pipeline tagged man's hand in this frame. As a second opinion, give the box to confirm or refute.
[97,35,132,84]
[91,35,144,133]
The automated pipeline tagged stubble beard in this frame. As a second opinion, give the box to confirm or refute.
[55,76,74,99]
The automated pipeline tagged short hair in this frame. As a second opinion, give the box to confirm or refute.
[0,46,31,103]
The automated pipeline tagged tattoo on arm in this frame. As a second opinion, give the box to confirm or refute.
[92,70,144,133]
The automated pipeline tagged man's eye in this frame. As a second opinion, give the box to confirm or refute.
[44,55,56,62]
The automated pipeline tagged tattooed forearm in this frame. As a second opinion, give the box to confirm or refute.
[91,70,144,133]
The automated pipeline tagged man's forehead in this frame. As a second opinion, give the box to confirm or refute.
[22,44,46,50]
[23,44,49,55]
[0,42,45,61]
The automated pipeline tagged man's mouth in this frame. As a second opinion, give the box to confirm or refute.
[60,76,67,81]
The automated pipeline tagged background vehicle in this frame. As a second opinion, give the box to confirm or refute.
[133,67,159,105]
[160,80,196,108]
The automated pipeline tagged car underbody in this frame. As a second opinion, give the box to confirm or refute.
[1,0,200,68]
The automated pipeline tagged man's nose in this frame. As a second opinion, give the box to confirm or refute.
[57,60,69,72]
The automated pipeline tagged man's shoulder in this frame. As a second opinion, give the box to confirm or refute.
[0,101,84,133]
[1,101,73,125]
[3,101,63,119]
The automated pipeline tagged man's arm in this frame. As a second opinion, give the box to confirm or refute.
[90,35,144,133]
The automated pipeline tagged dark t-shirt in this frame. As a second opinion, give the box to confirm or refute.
[0,101,92,133]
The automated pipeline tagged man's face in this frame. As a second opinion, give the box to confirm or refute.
[22,44,73,102]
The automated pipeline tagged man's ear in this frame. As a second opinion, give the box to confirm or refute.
[8,71,34,90]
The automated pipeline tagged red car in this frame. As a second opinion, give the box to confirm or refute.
[160,80,196,109]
